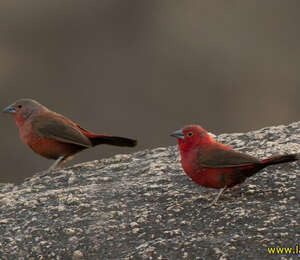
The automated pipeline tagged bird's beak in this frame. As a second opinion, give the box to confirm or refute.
[170,129,184,139]
[2,104,16,114]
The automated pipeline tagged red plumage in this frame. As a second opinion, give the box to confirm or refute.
[3,99,137,171]
[171,125,298,207]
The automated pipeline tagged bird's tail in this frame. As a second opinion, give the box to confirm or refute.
[262,154,299,166]
[89,134,137,147]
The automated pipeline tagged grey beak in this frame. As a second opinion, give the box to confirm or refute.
[2,104,16,114]
[170,129,184,139]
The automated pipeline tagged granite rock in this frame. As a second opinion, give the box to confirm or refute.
[0,122,300,259]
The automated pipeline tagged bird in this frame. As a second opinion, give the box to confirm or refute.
[3,99,137,172]
[171,124,298,208]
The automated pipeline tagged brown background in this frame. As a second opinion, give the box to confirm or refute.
[1,1,300,183]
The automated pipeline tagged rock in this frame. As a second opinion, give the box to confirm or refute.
[0,122,300,259]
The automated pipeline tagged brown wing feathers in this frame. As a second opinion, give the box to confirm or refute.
[197,145,261,168]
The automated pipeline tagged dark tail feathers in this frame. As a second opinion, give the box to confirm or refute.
[89,135,137,147]
[262,153,299,166]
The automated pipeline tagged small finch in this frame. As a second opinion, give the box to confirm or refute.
[171,125,298,208]
[3,99,137,172]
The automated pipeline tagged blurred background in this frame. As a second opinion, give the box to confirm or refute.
[0,1,300,183]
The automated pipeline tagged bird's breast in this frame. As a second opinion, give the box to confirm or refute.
[18,121,83,160]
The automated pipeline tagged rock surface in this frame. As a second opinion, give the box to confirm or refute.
[0,122,300,259]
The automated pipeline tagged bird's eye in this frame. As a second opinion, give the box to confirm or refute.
[187,132,193,137]
[18,105,22,109]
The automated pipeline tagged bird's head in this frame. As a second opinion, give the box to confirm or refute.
[3,99,46,126]
[171,125,214,151]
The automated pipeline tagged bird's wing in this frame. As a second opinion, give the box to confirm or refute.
[31,114,92,147]
[197,145,261,168]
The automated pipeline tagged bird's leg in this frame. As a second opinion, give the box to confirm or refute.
[203,186,227,208]
[38,156,67,177]
[47,156,66,172]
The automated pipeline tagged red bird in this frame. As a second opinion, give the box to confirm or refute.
[3,99,137,172]
[171,125,298,208]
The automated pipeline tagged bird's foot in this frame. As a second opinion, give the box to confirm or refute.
[37,169,53,178]
[201,186,227,209]
[202,200,218,209]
